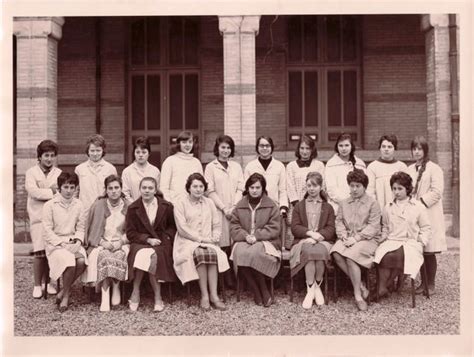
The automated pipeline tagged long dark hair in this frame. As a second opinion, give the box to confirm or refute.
[243,173,268,197]
[334,133,356,167]
[411,136,430,195]
[295,134,318,160]
[303,171,328,202]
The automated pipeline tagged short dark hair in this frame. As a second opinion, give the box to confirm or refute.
[255,136,274,154]
[139,176,158,190]
[378,135,398,150]
[170,131,197,155]
[390,171,413,196]
[295,134,318,160]
[104,174,123,189]
[57,172,79,189]
[213,135,235,158]
[346,169,369,189]
[133,136,151,153]
[37,140,58,159]
[85,134,106,157]
[410,135,429,159]
[185,173,208,193]
[243,173,268,196]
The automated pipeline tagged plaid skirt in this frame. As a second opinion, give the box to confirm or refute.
[193,246,218,267]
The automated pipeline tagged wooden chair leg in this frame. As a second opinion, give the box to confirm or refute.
[324,267,329,305]
[186,283,191,307]
[375,265,380,302]
[270,278,274,302]
[411,278,416,308]
[168,282,172,304]
[366,268,371,306]
[290,275,294,302]
[332,265,337,303]
[219,273,226,303]
[236,270,241,302]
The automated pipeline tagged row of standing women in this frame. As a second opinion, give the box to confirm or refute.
[25,131,446,312]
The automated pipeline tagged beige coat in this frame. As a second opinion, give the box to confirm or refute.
[407,161,447,252]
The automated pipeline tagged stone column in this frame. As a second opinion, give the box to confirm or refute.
[219,16,260,165]
[13,17,65,214]
[421,14,452,213]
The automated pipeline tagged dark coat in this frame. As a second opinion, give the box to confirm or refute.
[230,194,282,250]
[126,195,177,282]
[290,199,336,246]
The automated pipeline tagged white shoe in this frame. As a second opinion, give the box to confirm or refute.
[32,285,43,299]
[47,284,57,295]
[314,281,325,306]
[153,301,165,312]
[302,283,315,309]
[99,287,110,312]
[111,282,121,306]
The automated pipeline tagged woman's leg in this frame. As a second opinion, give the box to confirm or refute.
[240,266,262,305]
[254,270,271,306]
[33,256,46,287]
[100,277,111,312]
[314,261,325,283]
[207,265,220,302]
[424,254,437,291]
[59,266,75,309]
[332,252,350,277]
[130,269,144,303]
[111,279,121,306]
[304,261,316,285]
[148,273,162,305]
[196,264,209,304]
[346,259,363,300]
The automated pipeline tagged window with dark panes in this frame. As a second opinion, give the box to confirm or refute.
[128,17,200,167]
[287,15,361,147]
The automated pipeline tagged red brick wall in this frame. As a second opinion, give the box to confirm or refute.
[362,15,428,150]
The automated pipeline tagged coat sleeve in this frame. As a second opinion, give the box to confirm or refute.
[290,202,309,238]
[317,203,336,242]
[229,208,250,242]
[278,164,289,209]
[25,170,55,201]
[380,205,390,243]
[357,200,382,241]
[73,204,86,243]
[163,204,177,242]
[366,163,376,199]
[83,201,97,247]
[420,164,444,208]
[125,208,151,244]
[173,199,201,242]
[159,158,172,202]
[335,202,348,241]
[325,166,346,204]
[254,205,281,241]
[209,200,222,242]
[42,203,64,246]
[417,205,432,247]
[286,163,298,204]
[233,165,245,206]
[205,165,225,211]
[121,167,134,204]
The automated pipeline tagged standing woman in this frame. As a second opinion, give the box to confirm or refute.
[42,172,88,312]
[290,172,336,309]
[325,133,366,212]
[126,177,177,312]
[122,136,161,205]
[330,169,381,311]
[366,135,408,209]
[286,135,325,249]
[160,131,203,204]
[204,135,244,286]
[25,140,62,298]
[230,173,281,307]
[373,172,431,298]
[83,175,130,312]
[407,136,446,295]
[75,134,117,212]
[244,136,288,217]
[173,173,229,310]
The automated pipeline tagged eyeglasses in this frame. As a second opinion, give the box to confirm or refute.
[258,144,272,148]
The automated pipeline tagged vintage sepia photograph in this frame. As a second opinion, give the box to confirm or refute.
[2,0,472,355]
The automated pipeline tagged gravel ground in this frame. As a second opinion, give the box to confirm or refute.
[14,251,459,336]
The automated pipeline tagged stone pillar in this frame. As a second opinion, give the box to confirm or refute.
[421,14,452,213]
[13,17,65,214]
[219,16,260,165]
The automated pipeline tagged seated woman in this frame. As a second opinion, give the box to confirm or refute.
[126,177,177,312]
[373,171,431,298]
[330,169,381,311]
[290,172,336,309]
[82,175,130,312]
[230,173,281,307]
[173,173,229,310]
[42,172,88,312]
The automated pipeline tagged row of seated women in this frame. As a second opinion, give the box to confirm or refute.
[28,130,445,312]
[42,167,430,313]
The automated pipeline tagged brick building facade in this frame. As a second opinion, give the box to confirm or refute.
[13,14,459,222]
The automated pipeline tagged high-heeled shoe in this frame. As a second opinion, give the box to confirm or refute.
[210,300,226,311]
